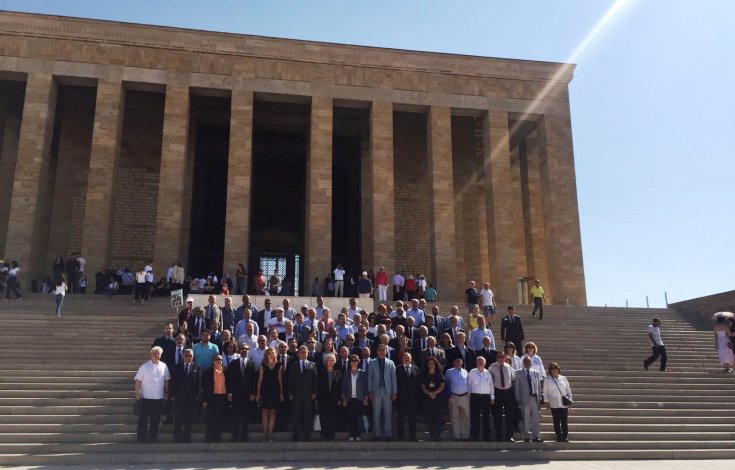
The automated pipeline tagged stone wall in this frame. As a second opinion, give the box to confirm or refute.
[109,90,164,270]
[393,111,431,279]
[0,80,24,259]
[670,291,735,325]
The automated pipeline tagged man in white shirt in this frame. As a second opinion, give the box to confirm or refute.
[333,264,346,297]
[479,283,496,315]
[391,271,405,301]
[267,308,290,335]
[237,322,259,350]
[468,356,494,442]
[643,318,667,372]
[488,352,516,442]
[282,298,296,320]
[250,336,268,369]
[134,346,170,442]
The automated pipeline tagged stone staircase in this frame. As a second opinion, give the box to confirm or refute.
[0,294,733,465]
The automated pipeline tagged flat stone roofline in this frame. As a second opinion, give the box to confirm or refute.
[0,10,575,83]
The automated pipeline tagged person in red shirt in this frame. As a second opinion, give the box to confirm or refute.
[375,267,388,302]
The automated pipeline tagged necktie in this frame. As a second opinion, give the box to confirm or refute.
[176,349,182,364]
[500,366,506,388]
[185,364,190,376]
[422,339,426,349]
[405,366,410,376]
[430,348,435,358]
[241,360,246,376]
[510,316,514,326]
[527,370,534,396]
[300,361,304,373]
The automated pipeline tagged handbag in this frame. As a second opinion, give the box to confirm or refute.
[552,377,573,406]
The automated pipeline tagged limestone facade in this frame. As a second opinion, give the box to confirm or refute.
[0,11,586,304]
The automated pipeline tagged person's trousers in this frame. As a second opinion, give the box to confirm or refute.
[236,278,245,295]
[134,283,145,301]
[334,280,344,297]
[551,407,569,440]
[5,277,21,299]
[393,287,404,302]
[291,396,314,440]
[492,388,515,440]
[173,400,196,442]
[137,398,164,442]
[55,294,64,316]
[424,398,443,440]
[232,398,251,441]
[318,401,338,440]
[206,395,227,442]
[396,402,417,440]
[448,393,470,439]
[377,284,387,301]
[644,345,667,371]
[347,398,364,438]
[372,387,392,438]
[470,393,492,441]
[532,297,544,318]
[520,401,541,440]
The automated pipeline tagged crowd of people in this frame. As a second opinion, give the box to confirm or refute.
[135,293,574,444]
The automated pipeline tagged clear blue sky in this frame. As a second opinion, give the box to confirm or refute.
[2,0,732,307]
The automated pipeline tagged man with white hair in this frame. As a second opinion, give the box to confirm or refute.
[357,271,373,299]
[134,346,171,442]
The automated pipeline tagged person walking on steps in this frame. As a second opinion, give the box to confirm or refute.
[643,318,667,372]
[530,280,545,319]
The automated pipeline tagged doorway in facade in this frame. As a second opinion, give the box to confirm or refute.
[258,254,301,296]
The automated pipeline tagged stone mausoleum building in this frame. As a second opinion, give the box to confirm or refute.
[0,11,586,304]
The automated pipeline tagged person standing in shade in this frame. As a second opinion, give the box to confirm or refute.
[643,318,667,372]
[530,280,545,319]
[170,348,201,443]
[368,343,397,441]
[53,274,67,318]
[421,356,445,441]
[287,345,318,441]
[5,261,22,300]
[134,346,170,443]
[514,356,543,442]
[333,264,346,297]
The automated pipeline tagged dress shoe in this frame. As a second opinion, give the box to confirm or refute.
[532,439,544,443]
[643,361,649,371]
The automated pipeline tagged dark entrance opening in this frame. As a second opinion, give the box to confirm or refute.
[332,106,367,280]
[248,100,308,295]
[187,94,230,278]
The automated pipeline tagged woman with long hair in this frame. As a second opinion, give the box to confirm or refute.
[421,356,446,441]
[256,347,283,442]
[53,274,67,318]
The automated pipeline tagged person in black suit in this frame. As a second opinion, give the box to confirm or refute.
[170,349,201,443]
[201,355,229,442]
[445,332,476,373]
[317,354,343,441]
[443,315,465,347]
[226,344,257,442]
[476,336,498,366]
[176,322,193,349]
[287,346,318,441]
[188,307,207,344]
[500,306,525,356]
[395,352,420,441]
[151,323,176,423]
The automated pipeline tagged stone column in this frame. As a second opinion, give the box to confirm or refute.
[538,109,587,305]
[427,106,459,299]
[223,89,254,279]
[305,96,333,295]
[482,109,521,303]
[153,83,189,272]
[3,72,57,276]
[369,101,395,278]
[521,130,550,299]
[80,76,124,273]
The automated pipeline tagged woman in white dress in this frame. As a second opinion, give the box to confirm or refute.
[713,316,734,373]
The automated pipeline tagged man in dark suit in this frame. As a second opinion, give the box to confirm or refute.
[257,298,275,333]
[355,326,374,355]
[404,317,419,345]
[395,352,420,441]
[209,321,224,352]
[287,346,318,441]
[170,348,201,443]
[226,344,257,442]
[476,336,498,366]
[292,311,312,345]
[413,326,430,360]
[444,315,465,347]
[188,307,206,344]
[500,306,525,355]
[419,336,446,370]
[151,323,176,424]
[445,332,476,372]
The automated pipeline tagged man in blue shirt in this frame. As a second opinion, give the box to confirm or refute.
[445,357,470,441]
[192,330,219,371]
[469,316,495,351]
[405,299,425,326]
